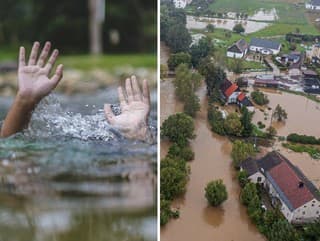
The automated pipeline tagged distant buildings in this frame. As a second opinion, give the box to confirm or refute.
[173,0,192,8]
[306,0,320,10]
[241,151,320,224]
[249,38,281,55]
[227,39,248,59]
[226,38,281,59]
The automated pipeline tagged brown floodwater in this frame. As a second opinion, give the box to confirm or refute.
[252,89,320,137]
[160,81,265,241]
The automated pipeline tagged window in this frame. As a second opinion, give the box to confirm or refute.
[257,177,262,183]
[302,211,305,215]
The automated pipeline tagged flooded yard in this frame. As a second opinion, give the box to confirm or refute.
[252,90,320,137]
[160,81,265,241]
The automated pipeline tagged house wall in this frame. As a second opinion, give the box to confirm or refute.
[292,199,320,224]
[227,51,244,59]
[227,91,240,104]
[248,172,265,184]
[306,3,320,10]
[289,68,302,76]
[173,0,187,8]
[249,46,280,55]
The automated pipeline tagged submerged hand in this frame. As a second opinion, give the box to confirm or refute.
[18,41,63,104]
[104,76,151,141]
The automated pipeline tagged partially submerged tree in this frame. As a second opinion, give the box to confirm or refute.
[272,104,288,122]
[161,113,195,146]
[205,179,228,206]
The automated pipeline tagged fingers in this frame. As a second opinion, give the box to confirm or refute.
[37,41,51,67]
[104,104,115,125]
[19,46,26,68]
[131,75,142,101]
[28,41,40,65]
[142,79,150,105]
[118,86,127,108]
[43,49,59,74]
[50,64,63,88]
[125,78,134,103]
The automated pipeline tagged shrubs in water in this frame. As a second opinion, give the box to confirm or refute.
[251,90,269,105]
[287,133,320,145]
[205,179,228,206]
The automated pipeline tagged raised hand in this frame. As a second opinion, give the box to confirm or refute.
[0,42,63,138]
[104,76,151,141]
[18,41,63,103]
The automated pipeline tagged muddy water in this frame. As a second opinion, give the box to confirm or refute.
[253,89,320,188]
[160,82,265,241]
[252,90,320,137]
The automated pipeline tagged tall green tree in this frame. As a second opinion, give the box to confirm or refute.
[241,107,253,137]
[189,36,214,67]
[161,113,195,146]
[224,113,243,137]
[167,52,191,71]
[199,58,226,96]
[174,64,201,102]
[184,93,200,118]
[166,23,191,53]
[231,140,255,168]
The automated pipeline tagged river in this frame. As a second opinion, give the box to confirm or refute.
[160,81,265,241]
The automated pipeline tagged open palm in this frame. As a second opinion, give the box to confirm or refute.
[18,41,63,102]
[104,76,150,140]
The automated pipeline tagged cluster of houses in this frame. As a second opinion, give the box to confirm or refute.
[227,38,281,59]
[241,151,320,224]
[220,79,255,112]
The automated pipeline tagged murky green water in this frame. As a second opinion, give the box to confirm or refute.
[0,87,157,241]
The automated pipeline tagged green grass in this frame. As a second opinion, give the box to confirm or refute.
[0,49,156,71]
[249,23,319,38]
[60,54,156,70]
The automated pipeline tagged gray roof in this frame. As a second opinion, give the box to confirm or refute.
[310,0,320,6]
[250,38,281,51]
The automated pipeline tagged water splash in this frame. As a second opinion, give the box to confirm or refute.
[25,95,118,141]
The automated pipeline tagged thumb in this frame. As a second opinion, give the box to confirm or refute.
[104,104,115,125]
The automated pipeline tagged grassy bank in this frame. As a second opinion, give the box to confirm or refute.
[283,142,320,159]
[0,48,156,71]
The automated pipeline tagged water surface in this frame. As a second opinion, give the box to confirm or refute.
[0,87,157,241]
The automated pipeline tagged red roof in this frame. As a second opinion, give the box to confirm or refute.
[269,161,314,209]
[224,83,239,98]
[237,92,246,102]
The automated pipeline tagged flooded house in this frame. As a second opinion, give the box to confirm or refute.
[306,0,320,10]
[227,39,248,59]
[220,79,254,111]
[241,151,320,224]
[249,38,281,55]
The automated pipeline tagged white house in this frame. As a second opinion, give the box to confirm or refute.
[173,0,192,8]
[249,38,281,55]
[227,39,248,59]
[220,79,255,111]
[306,0,320,10]
[241,152,320,224]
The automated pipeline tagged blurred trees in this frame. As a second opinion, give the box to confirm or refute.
[0,0,156,53]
